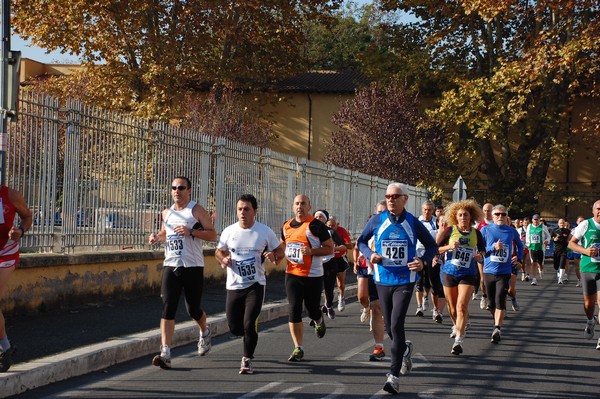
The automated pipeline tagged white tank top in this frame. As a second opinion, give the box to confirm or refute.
[163,200,205,267]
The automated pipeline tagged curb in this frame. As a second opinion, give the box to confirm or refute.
[0,285,357,398]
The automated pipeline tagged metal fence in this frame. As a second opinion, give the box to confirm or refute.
[8,90,429,253]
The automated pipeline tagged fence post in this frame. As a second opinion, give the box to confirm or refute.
[212,137,227,233]
[60,100,83,252]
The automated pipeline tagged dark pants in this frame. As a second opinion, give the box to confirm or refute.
[377,282,415,377]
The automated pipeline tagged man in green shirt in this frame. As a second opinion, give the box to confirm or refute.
[526,214,550,285]
[568,200,600,350]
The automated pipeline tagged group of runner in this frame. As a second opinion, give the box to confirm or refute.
[146,176,600,395]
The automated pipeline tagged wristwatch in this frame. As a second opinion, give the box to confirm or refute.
[189,228,194,236]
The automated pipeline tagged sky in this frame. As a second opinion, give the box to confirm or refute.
[12,35,81,64]
[12,0,375,64]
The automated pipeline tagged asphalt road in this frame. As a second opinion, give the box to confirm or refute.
[13,269,597,399]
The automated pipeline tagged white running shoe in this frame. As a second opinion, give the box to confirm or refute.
[521,272,526,282]
[511,296,520,311]
[471,292,479,300]
[400,340,413,375]
[531,278,538,286]
[198,328,212,356]
[450,325,457,338]
[584,317,597,340]
[152,346,171,369]
[422,297,430,312]
[337,296,346,312]
[451,340,463,355]
[576,280,582,287]
[383,373,400,394]
[239,356,253,374]
[491,328,501,344]
[480,296,488,310]
[360,307,369,323]
[415,305,424,317]
[596,338,600,350]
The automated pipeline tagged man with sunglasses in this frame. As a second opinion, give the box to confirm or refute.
[148,176,217,369]
[480,205,523,344]
[526,214,550,285]
[357,183,437,395]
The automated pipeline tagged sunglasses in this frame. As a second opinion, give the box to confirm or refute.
[385,194,405,200]
[171,185,188,191]
[494,212,507,216]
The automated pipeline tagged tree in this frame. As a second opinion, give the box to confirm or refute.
[179,88,277,148]
[13,0,341,118]
[380,0,600,212]
[325,81,447,186]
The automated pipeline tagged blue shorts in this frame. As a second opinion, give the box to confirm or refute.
[567,252,581,260]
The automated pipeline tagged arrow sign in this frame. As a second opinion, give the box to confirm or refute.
[452,175,467,202]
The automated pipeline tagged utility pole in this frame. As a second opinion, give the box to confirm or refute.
[1,0,20,186]
[0,0,10,186]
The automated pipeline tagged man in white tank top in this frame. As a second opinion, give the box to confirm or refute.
[148,176,217,369]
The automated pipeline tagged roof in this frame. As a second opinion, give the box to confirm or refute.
[274,70,369,93]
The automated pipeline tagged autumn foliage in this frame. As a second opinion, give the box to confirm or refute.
[325,81,446,185]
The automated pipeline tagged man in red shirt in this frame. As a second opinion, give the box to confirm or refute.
[326,216,352,312]
[0,185,33,372]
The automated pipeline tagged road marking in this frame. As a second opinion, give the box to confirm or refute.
[238,381,283,398]
[335,340,375,361]
[273,382,346,398]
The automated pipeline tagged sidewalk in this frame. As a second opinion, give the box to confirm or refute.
[1,271,357,397]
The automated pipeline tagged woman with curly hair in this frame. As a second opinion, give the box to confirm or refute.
[436,199,486,355]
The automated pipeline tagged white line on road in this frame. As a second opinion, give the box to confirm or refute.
[237,381,283,399]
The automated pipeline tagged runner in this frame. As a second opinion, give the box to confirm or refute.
[568,200,600,350]
[436,200,485,355]
[416,200,442,322]
[326,215,352,313]
[568,216,585,287]
[517,218,531,281]
[357,183,438,394]
[551,218,572,284]
[475,203,494,308]
[281,195,333,361]
[314,210,347,319]
[353,200,387,361]
[480,205,524,344]
[0,185,33,373]
[506,216,521,312]
[215,194,285,374]
[526,214,550,285]
[148,176,217,369]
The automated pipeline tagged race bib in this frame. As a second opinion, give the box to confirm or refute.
[451,247,474,269]
[381,239,408,267]
[235,257,257,280]
[531,235,541,244]
[285,242,304,264]
[592,243,600,263]
[490,247,509,263]
[166,235,184,256]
